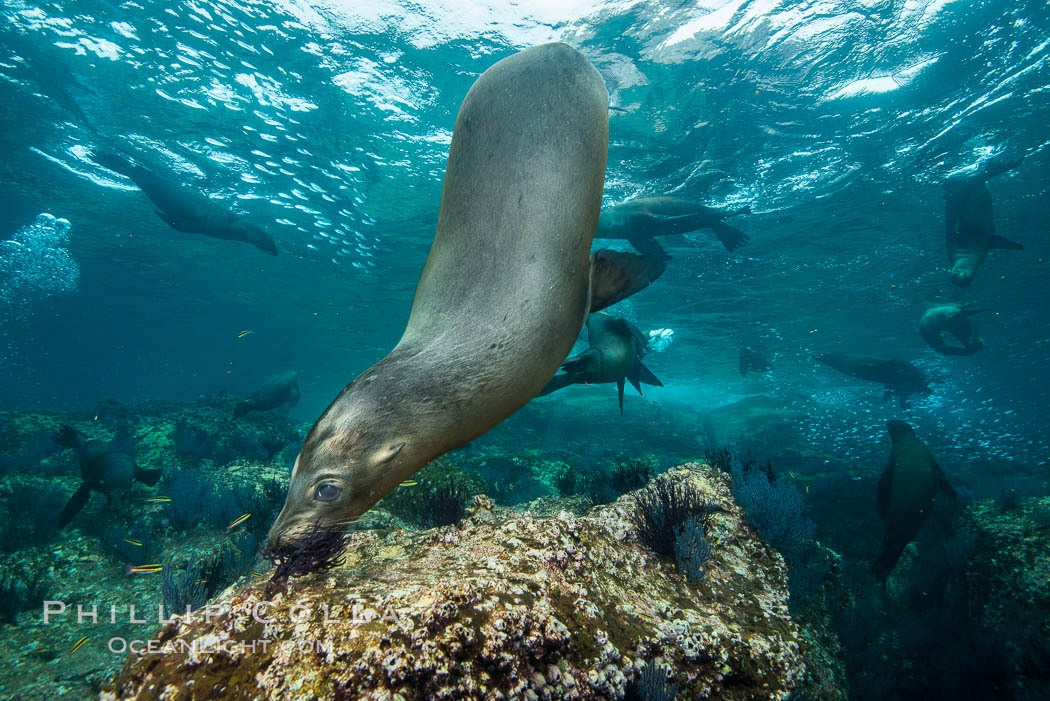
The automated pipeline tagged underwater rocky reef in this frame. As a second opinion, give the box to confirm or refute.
[1,398,1048,700]
[103,464,815,700]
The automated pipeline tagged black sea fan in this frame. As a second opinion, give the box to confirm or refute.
[263,522,349,596]
[634,477,717,559]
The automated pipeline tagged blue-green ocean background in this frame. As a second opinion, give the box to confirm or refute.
[1,0,1049,697]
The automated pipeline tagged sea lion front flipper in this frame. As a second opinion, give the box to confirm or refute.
[634,361,663,387]
[931,457,957,500]
[588,249,667,313]
[709,220,750,252]
[616,377,625,415]
[627,235,671,261]
[987,234,1023,250]
[536,372,575,397]
[155,208,193,233]
[58,483,93,530]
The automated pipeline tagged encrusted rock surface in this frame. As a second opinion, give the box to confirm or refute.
[103,463,805,700]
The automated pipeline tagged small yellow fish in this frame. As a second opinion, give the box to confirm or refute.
[70,636,89,654]
[399,480,418,487]
[789,472,796,479]
[237,330,252,338]
[146,497,171,503]
[637,612,656,621]
[227,513,251,530]
[123,538,142,546]
[127,564,163,574]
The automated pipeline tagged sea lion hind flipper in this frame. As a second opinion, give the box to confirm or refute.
[134,467,163,487]
[634,361,663,387]
[987,234,1023,250]
[872,536,907,582]
[616,377,625,415]
[58,483,93,530]
[588,249,667,313]
[626,373,643,396]
[709,220,749,252]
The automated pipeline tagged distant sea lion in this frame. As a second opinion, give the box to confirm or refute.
[90,147,278,255]
[233,371,301,419]
[537,312,663,414]
[52,425,161,529]
[816,354,931,408]
[918,305,986,356]
[944,151,1024,286]
[267,44,665,550]
[873,420,956,581]
[595,195,751,260]
[739,345,772,377]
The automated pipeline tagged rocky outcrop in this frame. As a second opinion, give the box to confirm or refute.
[104,463,805,700]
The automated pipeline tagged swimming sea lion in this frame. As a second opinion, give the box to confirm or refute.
[233,371,301,419]
[918,305,986,356]
[267,43,665,550]
[537,312,663,414]
[52,425,161,529]
[816,353,931,408]
[944,151,1024,286]
[595,195,750,260]
[739,345,772,377]
[873,420,956,581]
[90,147,278,255]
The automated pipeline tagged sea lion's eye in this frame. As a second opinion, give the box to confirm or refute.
[315,484,341,502]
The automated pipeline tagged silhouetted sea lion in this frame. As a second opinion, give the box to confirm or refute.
[267,43,665,550]
[595,195,750,260]
[739,345,772,377]
[537,312,663,414]
[944,152,1024,286]
[90,147,278,255]
[873,420,956,581]
[52,425,161,529]
[233,371,301,419]
[816,354,930,408]
[918,305,985,356]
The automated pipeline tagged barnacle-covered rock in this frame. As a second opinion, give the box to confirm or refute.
[103,463,806,700]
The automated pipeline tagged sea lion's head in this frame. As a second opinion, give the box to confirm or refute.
[266,392,413,551]
[887,420,915,440]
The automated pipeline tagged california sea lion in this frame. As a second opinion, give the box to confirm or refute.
[739,345,772,377]
[873,420,956,581]
[233,371,301,419]
[595,195,750,260]
[267,43,665,550]
[816,353,931,408]
[90,147,278,255]
[918,305,985,356]
[537,312,663,414]
[944,151,1024,286]
[52,425,161,529]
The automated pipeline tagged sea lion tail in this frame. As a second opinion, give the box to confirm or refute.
[588,249,667,313]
